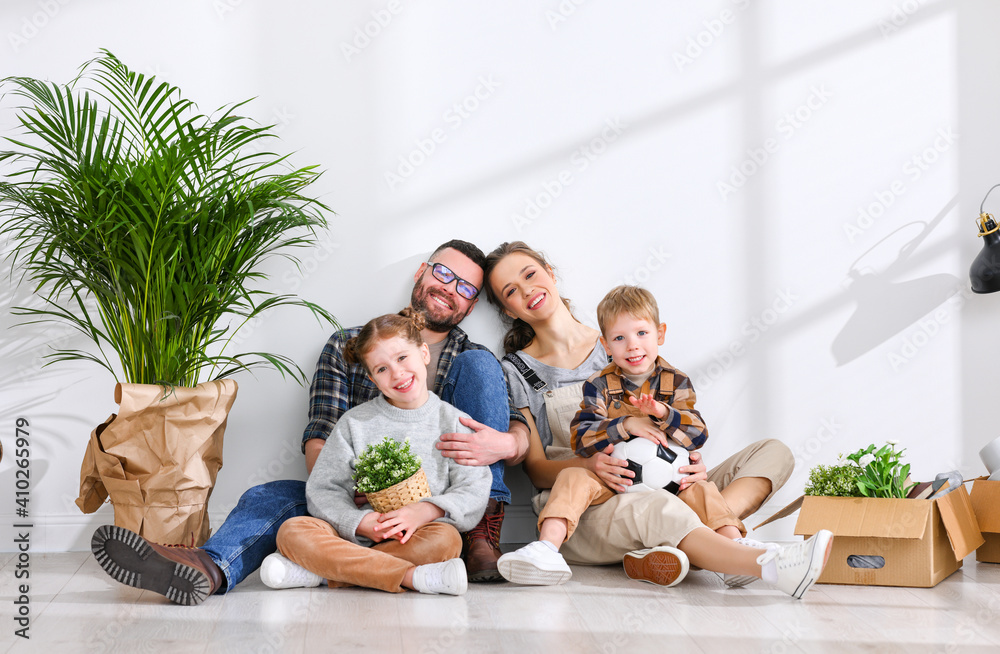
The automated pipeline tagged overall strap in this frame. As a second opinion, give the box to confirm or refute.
[656,369,675,402]
[502,353,547,391]
[605,374,626,409]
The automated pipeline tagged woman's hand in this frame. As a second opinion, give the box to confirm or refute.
[678,450,708,492]
[628,393,667,419]
[373,502,445,544]
[355,511,385,542]
[586,444,634,493]
[623,416,668,446]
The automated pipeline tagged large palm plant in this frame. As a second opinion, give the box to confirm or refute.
[0,51,336,387]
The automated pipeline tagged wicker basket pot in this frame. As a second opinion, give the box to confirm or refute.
[365,467,431,512]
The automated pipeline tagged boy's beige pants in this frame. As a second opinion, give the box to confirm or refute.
[541,438,793,565]
[277,516,461,592]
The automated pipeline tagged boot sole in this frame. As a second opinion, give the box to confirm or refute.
[467,567,505,583]
[91,525,211,606]
[623,548,689,588]
[497,558,572,586]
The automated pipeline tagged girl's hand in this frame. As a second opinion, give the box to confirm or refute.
[677,450,707,492]
[587,444,634,493]
[356,511,385,542]
[623,416,668,446]
[628,393,667,419]
[374,502,445,543]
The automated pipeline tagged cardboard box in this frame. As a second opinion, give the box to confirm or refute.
[970,477,1000,563]
[757,486,983,587]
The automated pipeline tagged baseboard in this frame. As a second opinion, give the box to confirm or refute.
[1,498,795,553]
[0,510,233,552]
[499,503,537,544]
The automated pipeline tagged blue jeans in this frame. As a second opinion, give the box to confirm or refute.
[202,349,512,593]
[438,349,512,505]
[202,479,308,593]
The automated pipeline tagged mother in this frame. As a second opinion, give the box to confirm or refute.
[484,241,827,596]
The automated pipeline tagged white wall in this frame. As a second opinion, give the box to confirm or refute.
[2,0,999,551]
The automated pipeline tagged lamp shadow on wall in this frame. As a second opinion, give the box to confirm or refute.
[832,198,963,366]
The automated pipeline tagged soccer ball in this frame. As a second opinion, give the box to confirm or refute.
[611,438,690,494]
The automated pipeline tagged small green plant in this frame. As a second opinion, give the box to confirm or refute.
[353,437,422,494]
[846,441,916,499]
[804,463,864,497]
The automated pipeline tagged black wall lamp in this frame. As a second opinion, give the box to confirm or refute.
[971,184,1000,293]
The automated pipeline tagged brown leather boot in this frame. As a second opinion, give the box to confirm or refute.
[463,499,505,582]
[92,525,223,605]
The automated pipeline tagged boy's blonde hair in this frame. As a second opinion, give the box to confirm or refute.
[596,285,660,335]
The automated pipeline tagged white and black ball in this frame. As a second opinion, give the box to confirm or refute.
[611,438,689,494]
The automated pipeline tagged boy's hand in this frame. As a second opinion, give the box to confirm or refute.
[677,450,708,492]
[628,393,667,419]
[588,444,634,493]
[374,502,445,544]
[356,511,385,542]
[623,416,668,447]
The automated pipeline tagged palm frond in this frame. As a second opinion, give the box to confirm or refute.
[0,51,338,387]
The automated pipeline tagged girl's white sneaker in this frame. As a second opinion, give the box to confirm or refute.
[260,553,323,589]
[412,558,468,595]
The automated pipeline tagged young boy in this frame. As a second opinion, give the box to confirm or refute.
[498,285,760,587]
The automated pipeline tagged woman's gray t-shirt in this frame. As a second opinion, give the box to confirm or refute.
[501,341,608,450]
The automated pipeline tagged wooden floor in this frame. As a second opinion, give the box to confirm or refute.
[3,550,1000,653]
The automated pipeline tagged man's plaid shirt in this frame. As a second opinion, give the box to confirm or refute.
[570,356,709,457]
[301,325,525,450]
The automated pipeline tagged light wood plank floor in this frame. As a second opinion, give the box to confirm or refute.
[3,550,1000,653]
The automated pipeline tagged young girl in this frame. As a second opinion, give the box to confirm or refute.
[260,309,491,595]
[485,241,832,599]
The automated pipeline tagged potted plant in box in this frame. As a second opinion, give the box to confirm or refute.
[0,51,337,544]
[354,437,431,512]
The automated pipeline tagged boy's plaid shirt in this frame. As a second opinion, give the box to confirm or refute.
[301,325,525,450]
[570,357,709,457]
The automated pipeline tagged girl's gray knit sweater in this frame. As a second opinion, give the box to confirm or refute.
[306,393,491,546]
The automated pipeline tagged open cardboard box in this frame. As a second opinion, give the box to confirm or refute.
[970,477,1000,563]
[756,486,983,587]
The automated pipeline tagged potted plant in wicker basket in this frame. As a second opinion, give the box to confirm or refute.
[0,51,337,544]
[354,437,431,512]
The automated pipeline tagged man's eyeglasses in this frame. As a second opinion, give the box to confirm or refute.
[425,262,480,300]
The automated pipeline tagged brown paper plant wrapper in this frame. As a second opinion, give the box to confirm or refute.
[76,380,238,546]
[365,468,432,513]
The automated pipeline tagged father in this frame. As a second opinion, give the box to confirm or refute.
[91,240,530,605]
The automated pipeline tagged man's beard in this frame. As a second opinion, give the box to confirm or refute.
[410,284,472,333]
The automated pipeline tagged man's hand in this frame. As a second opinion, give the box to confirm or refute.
[373,502,445,543]
[586,444,634,493]
[355,511,385,543]
[678,450,707,492]
[437,416,517,466]
[623,416,668,446]
[628,393,667,419]
[353,491,367,508]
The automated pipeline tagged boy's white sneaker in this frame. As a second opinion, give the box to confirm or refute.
[260,553,324,589]
[758,529,834,599]
[623,546,689,588]
[724,537,781,589]
[412,558,468,595]
[497,541,572,585]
